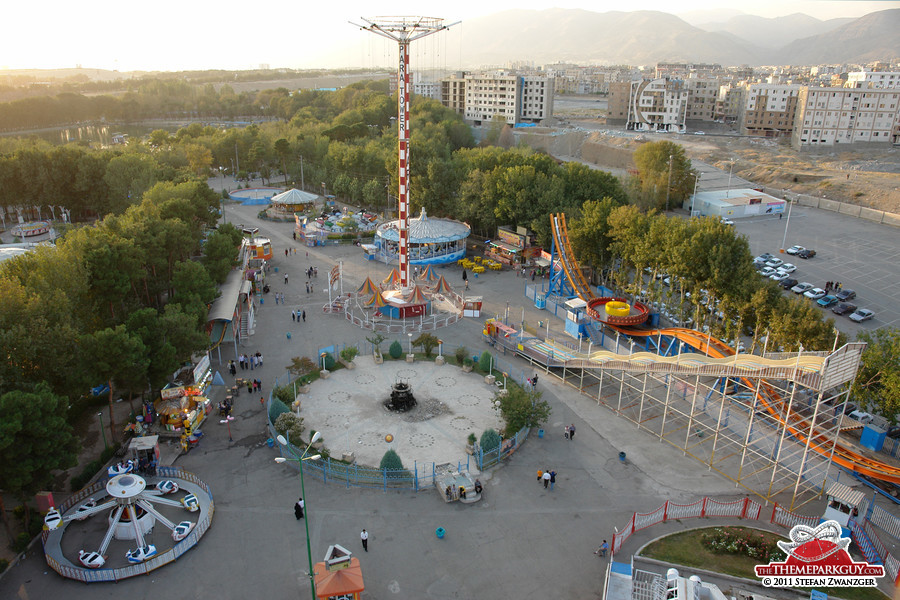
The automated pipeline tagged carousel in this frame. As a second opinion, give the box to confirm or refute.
[372,208,470,267]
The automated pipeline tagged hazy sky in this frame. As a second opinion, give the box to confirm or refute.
[2,0,897,72]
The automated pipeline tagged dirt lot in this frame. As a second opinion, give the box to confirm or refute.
[547,117,900,215]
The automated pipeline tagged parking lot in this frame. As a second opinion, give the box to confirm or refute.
[734,206,899,338]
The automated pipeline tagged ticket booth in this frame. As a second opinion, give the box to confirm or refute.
[564,297,588,340]
[823,481,865,537]
[314,544,365,599]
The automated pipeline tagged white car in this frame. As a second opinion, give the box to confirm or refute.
[759,267,777,277]
[791,282,814,294]
[79,550,106,569]
[786,245,805,255]
[778,263,796,273]
[720,218,734,226]
[804,287,826,300]
[849,308,875,323]
[765,258,784,268]
[126,545,158,564]
[769,272,790,282]
[172,520,196,541]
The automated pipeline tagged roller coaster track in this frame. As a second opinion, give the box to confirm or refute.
[550,213,595,301]
[549,213,900,484]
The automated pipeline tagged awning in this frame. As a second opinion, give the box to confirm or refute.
[534,257,550,267]
[489,241,519,253]
[207,269,244,322]
[826,482,865,507]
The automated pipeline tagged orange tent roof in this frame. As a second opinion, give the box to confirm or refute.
[356,277,378,296]
[405,284,429,304]
[314,558,364,598]
[418,265,439,282]
[362,291,387,308]
[382,268,401,286]
[431,275,453,295]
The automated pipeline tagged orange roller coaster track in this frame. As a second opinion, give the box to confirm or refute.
[550,214,900,485]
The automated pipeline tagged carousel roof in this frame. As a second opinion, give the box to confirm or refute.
[431,274,454,295]
[382,268,401,286]
[271,188,317,205]
[376,208,470,243]
[356,277,378,296]
[418,265,439,282]
[362,291,387,307]
[405,284,429,304]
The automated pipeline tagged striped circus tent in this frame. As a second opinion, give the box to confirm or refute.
[431,275,454,295]
[417,265,439,283]
[382,268,401,287]
[404,284,429,304]
[362,291,387,308]
[356,277,378,296]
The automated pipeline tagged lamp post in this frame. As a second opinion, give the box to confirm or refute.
[727,159,735,198]
[779,190,794,253]
[320,352,328,372]
[274,431,322,600]
[691,172,701,214]
[97,412,109,451]
[407,332,413,354]
[438,340,443,358]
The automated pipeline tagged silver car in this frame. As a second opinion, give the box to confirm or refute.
[791,282,813,294]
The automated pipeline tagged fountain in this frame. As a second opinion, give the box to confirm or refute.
[384,379,417,412]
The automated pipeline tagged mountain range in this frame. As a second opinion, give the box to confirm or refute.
[455,8,900,68]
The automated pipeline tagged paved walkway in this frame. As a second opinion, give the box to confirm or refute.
[0,200,880,599]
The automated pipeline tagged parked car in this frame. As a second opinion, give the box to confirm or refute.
[835,289,856,301]
[804,287,826,300]
[759,267,777,277]
[848,410,874,424]
[798,249,817,259]
[770,272,790,282]
[765,258,784,269]
[786,245,805,255]
[849,308,874,323]
[720,218,734,226]
[817,295,839,308]
[780,278,799,290]
[754,253,774,264]
[791,282,814,294]
[832,303,857,316]
[887,425,900,439]
[778,263,796,273]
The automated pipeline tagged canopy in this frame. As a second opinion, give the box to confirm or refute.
[405,284,429,305]
[431,274,454,295]
[271,188,317,206]
[356,277,378,296]
[362,291,387,308]
[314,557,364,598]
[382,268,401,287]
[826,482,865,508]
[376,208,470,243]
[418,265,439,283]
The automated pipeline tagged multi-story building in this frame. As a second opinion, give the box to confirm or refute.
[608,79,687,132]
[464,71,520,125]
[655,63,723,79]
[738,84,801,138]
[684,78,718,122]
[413,80,441,101]
[792,87,900,149]
[440,72,467,116]
[716,84,745,125]
[846,71,900,89]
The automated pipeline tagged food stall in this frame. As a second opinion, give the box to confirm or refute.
[314,545,365,600]
[155,385,210,434]
[128,435,160,475]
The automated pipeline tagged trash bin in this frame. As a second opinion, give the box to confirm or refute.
[619,451,626,463]
[538,429,544,438]
[274,267,279,272]
[436,527,446,539]
[267,438,275,448]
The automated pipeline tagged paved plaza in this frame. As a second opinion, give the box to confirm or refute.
[2,197,896,599]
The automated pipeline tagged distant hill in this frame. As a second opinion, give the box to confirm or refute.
[456,8,897,68]
[677,8,745,27]
[776,9,900,65]
[701,13,853,50]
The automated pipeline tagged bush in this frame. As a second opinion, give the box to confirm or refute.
[321,352,336,370]
[273,384,294,406]
[340,346,359,362]
[268,398,291,423]
[478,351,493,373]
[389,340,403,359]
[71,459,104,491]
[700,527,786,562]
[463,357,474,368]
[468,432,477,445]
[379,449,404,471]
[12,532,32,554]
[480,428,502,453]
[274,412,305,442]
[288,356,317,378]
[455,346,468,365]
[494,386,551,434]
[412,333,440,358]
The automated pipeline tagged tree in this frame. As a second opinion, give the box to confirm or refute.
[412,334,440,358]
[479,428,501,452]
[568,197,624,280]
[478,351,493,373]
[379,448,404,471]
[0,383,79,505]
[494,386,551,435]
[274,138,291,184]
[854,328,900,421]
[631,141,694,211]
[389,340,403,359]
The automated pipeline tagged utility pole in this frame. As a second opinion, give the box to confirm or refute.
[353,16,458,288]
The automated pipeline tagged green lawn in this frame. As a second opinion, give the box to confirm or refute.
[640,527,888,600]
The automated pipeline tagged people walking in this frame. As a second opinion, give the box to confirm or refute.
[284,273,289,284]
[239,354,245,370]
[568,424,576,441]
[542,470,551,489]
[301,309,306,322]
[229,360,236,376]
[564,425,570,440]
[360,529,369,551]
[294,497,304,519]
[292,310,296,322]
[549,470,556,490]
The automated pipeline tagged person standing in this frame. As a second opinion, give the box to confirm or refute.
[229,360,236,376]
[360,528,369,552]
[542,470,550,489]
[549,470,556,491]
[239,354,245,370]
[294,497,304,519]
[564,425,570,440]
[302,309,306,323]
[568,424,576,441]
[292,309,296,322]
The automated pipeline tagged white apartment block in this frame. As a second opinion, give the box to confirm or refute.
[716,84,745,124]
[460,71,553,126]
[847,71,900,89]
[440,72,467,116]
[792,87,900,149]
[739,84,801,137]
[610,79,687,133]
[413,80,441,101]
[519,76,554,123]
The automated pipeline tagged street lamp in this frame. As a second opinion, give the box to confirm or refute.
[727,159,735,198]
[97,412,108,451]
[407,332,413,355]
[274,431,322,600]
[320,352,328,372]
[691,172,701,213]
[779,192,794,252]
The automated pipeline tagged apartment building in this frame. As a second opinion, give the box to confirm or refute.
[846,71,900,89]
[738,84,801,138]
[684,78,718,122]
[519,76,554,123]
[464,71,520,125]
[655,63,723,79]
[792,87,900,149]
[608,79,687,132]
[440,72,467,116]
[715,84,745,125]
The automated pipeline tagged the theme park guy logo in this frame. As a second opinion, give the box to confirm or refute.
[755,521,884,588]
